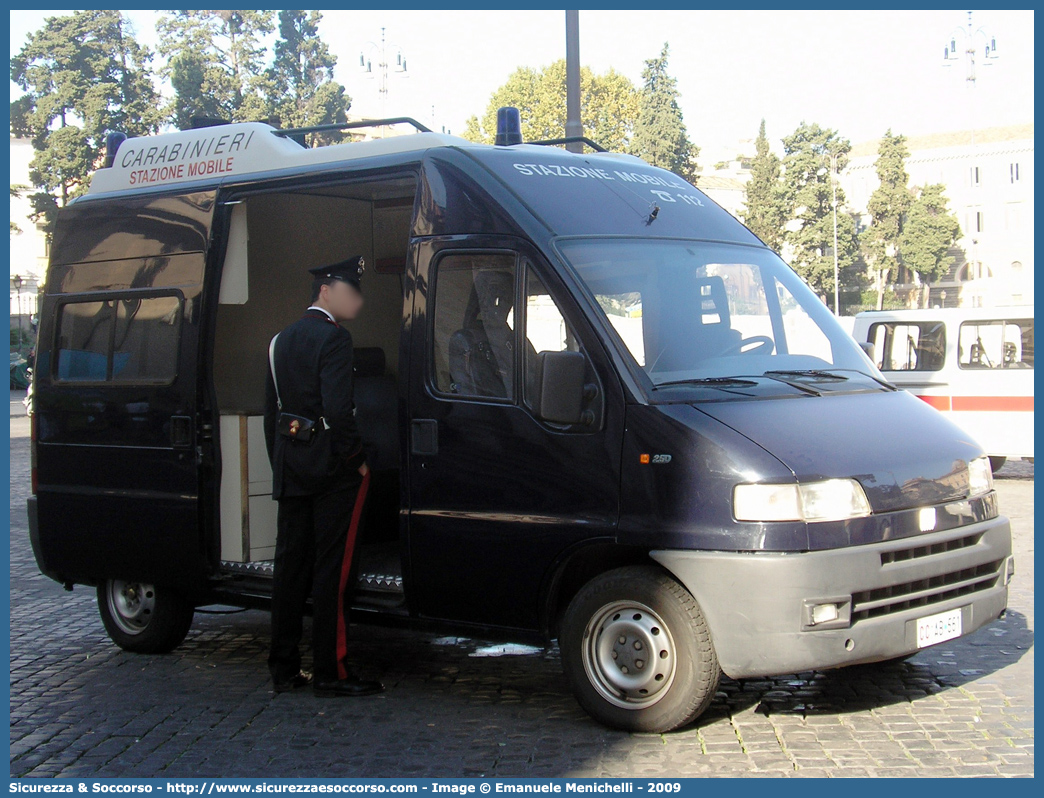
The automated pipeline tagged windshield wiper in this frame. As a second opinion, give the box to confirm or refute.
[766,368,897,391]
[653,376,759,390]
[764,369,849,381]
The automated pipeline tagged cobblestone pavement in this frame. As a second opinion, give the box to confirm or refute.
[9,405,1033,778]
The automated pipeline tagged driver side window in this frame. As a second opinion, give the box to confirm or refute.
[431,253,517,400]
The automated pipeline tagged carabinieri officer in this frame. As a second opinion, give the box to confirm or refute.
[263,255,384,697]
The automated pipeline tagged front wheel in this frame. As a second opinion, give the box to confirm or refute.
[97,579,194,654]
[560,565,721,733]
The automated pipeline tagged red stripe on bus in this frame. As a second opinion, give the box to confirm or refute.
[336,470,371,681]
[917,395,951,411]
[917,395,1033,412]
[951,395,1034,412]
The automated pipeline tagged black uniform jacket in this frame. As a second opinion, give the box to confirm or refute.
[264,308,367,498]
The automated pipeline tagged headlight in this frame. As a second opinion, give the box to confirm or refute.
[733,478,871,523]
[968,456,994,496]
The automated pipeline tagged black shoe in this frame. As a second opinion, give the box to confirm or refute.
[313,676,385,697]
[273,670,313,693]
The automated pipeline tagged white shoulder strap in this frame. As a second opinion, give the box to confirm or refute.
[268,333,282,411]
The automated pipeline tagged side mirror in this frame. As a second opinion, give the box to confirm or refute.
[858,341,875,362]
[534,350,586,425]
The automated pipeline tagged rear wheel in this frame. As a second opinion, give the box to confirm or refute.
[97,579,194,654]
[560,565,720,733]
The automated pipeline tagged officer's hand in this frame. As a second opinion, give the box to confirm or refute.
[358,462,370,477]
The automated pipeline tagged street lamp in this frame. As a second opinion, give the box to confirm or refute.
[943,11,999,303]
[12,274,24,354]
[359,27,409,126]
[943,11,999,97]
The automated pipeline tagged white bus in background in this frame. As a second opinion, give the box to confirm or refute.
[852,307,1034,471]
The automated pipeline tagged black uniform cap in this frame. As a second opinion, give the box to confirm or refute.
[308,255,365,291]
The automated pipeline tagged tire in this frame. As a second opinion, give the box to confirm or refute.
[97,579,194,654]
[560,565,721,733]
[989,456,1007,473]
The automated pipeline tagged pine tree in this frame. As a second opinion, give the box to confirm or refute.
[901,184,962,308]
[778,122,860,305]
[156,10,275,128]
[862,130,912,309]
[740,119,785,251]
[462,60,639,153]
[10,10,161,230]
[264,11,351,145]
[631,44,699,182]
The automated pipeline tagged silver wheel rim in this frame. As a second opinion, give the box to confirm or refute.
[581,600,677,709]
[106,580,156,636]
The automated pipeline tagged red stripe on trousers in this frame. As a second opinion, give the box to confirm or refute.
[336,470,370,681]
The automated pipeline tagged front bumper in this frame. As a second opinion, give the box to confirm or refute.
[651,515,1013,679]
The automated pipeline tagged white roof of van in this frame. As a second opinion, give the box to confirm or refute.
[86,123,467,195]
[85,121,641,196]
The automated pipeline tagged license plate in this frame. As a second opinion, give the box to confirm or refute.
[916,607,964,648]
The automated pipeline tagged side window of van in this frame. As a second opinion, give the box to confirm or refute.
[958,319,1034,369]
[431,253,517,400]
[55,300,114,381]
[523,264,580,411]
[55,294,182,383]
[867,322,946,371]
[112,296,182,382]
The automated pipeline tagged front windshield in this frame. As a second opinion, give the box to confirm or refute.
[557,238,877,387]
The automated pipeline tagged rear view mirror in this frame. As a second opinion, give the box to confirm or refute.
[534,350,586,425]
[858,341,875,361]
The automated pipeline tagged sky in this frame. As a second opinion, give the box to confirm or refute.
[8,9,1036,159]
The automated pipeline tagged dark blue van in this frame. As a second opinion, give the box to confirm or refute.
[27,115,1013,732]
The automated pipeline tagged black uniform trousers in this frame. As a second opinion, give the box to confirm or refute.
[268,469,371,684]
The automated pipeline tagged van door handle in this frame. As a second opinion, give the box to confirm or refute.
[171,415,194,449]
[411,419,438,455]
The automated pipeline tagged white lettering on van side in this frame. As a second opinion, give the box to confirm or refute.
[513,162,613,180]
[511,161,704,207]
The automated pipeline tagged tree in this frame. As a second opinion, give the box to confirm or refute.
[10,185,29,234]
[462,60,639,152]
[10,10,161,230]
[156,10,274,128]
[740,119,786,251]
[631,44,699,183]
[778,122,861,305]
[861,130,912,309]
[264,11,351,144]
[901,184,962,308]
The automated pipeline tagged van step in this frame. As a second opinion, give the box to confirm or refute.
[220,560,275,577]
[220,560,403,594]
[357,572,403,593]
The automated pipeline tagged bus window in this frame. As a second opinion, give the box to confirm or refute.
[867,321,946,371]
[959,319,1034,369]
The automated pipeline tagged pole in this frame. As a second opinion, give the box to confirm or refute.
[565,10,582,153]
[831,153,839,316]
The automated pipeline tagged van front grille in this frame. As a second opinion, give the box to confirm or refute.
[880,532,984,565]
[852,559,1004,621]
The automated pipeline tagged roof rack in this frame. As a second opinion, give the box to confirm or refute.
[273,117,432,146]
[526,136,608,153]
